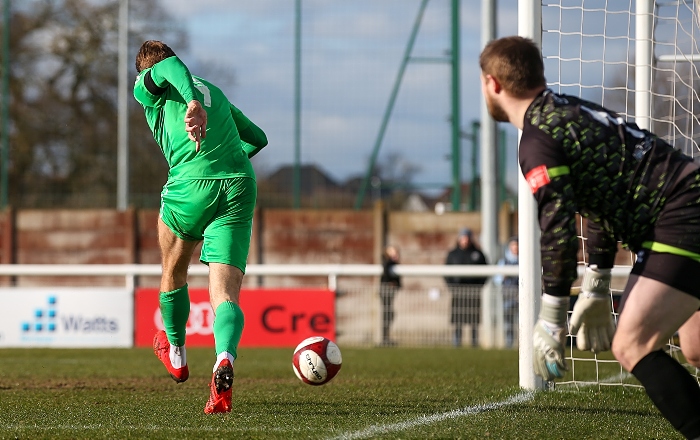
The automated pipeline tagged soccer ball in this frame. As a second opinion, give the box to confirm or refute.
[292,336,342,385]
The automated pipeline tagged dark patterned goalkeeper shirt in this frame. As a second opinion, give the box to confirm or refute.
[519,89,693,296]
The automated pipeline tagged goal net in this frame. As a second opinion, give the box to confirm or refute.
[538,0,700,388]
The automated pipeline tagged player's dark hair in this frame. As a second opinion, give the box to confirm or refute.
[479,36,546,97]
[135,40,177,73]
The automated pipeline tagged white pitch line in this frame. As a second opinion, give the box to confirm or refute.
[327,391,535,440]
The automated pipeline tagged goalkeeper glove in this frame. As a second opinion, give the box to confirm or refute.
[569,265,615,353]
[533,294,569,381]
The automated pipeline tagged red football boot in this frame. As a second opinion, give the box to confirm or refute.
[203,359,234,414]
[153,330,189,383]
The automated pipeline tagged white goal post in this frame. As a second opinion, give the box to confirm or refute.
[519,0,700,390]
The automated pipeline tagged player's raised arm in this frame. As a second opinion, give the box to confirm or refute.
[148,56,197,103]
[134,44,205,152]
[148,57,207,152]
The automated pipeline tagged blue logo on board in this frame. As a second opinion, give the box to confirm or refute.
[21,296,58,333]
[21,294,120,335]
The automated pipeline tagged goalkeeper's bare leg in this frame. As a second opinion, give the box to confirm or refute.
[612,274,700,440]
[613,275,699,370]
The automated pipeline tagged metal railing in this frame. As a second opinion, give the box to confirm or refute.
[0,263,633,291]
[0,264,522,291]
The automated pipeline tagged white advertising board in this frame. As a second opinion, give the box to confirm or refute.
[0,288,133,347]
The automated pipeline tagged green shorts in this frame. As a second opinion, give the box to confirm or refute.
[159,177,257,272]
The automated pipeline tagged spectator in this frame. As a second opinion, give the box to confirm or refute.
[494,236,519,348]
[445,228,488,347]
[379,245,401,346]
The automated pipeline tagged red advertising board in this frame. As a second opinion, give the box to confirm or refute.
[134,288,336,347]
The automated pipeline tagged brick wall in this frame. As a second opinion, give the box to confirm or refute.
[0,204,517,288]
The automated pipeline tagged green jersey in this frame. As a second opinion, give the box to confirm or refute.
[133,56,267,180]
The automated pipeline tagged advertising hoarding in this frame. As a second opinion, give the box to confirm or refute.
[135,288,336,347]
[0,288,134,347]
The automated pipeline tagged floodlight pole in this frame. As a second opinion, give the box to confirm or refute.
[450,0,461,211]
[479,0,500,349]
[480,0,498,264]
[117,0,129,210]
[293,0,302,209]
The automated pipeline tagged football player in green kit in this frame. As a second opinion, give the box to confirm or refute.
[133,40,268,414]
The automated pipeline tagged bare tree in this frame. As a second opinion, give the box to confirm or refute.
[369,150,422,209]
[3,0,186,208]
[377,151,421,186]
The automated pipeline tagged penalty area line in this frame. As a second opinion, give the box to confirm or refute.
[327,391,535,440]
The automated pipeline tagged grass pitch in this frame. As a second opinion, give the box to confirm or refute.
[0,347,680,439]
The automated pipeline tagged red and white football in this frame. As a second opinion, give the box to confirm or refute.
[292,336,342,385]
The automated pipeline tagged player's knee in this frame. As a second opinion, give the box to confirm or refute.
[613,332,674,372]
[611,334,649,371]
[162,266,187,284]
[682,347,700,368]
[685,355,700,369]
[611,336,638,372]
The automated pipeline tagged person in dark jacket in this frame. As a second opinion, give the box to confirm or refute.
[444,228,488,347]
[379,245,401,346]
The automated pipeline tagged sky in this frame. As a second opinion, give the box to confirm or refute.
[146,0,700,195]
[150,0,521,194]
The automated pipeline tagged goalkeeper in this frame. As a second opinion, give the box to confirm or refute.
[133,40,267,415]
[479,36,700,440]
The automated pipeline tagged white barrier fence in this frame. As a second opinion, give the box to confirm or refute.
[0,264,521,290]
[0,264,631,348]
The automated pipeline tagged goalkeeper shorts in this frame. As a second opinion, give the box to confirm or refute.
[632,250,700,300]
[159,176,257,272]
[628,166,700,299]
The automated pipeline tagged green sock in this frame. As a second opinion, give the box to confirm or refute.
[213,301,245,359]
[159,284,190,347]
